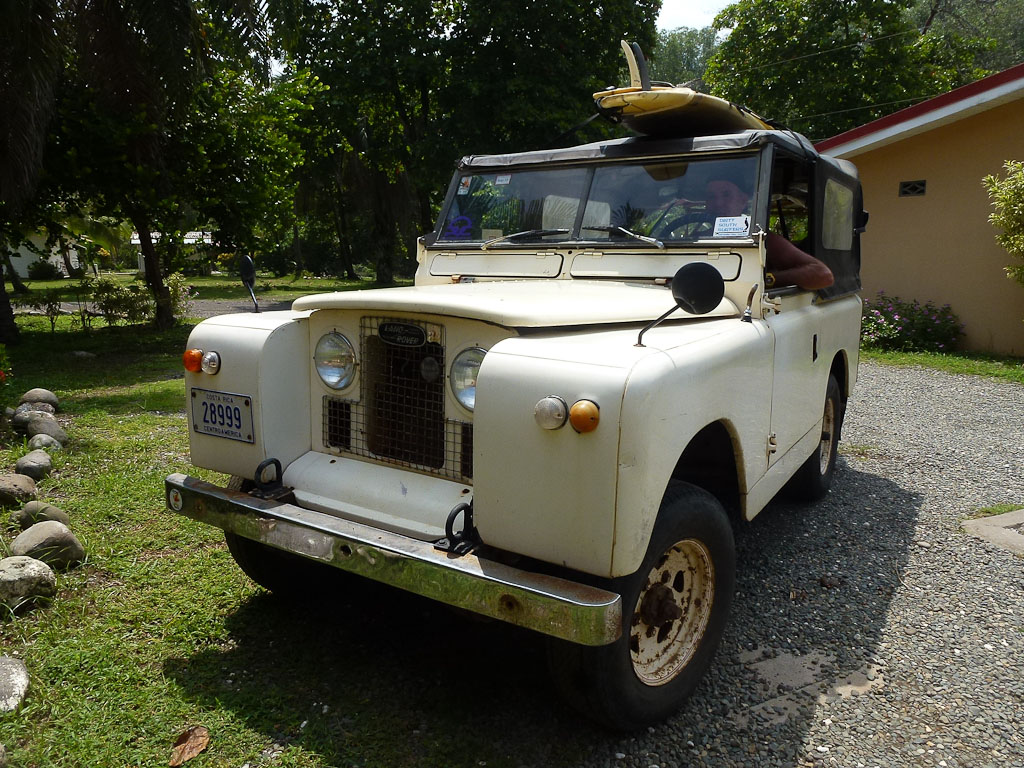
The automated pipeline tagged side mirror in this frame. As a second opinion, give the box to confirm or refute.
[854,210,869,235]
[671,261,725,315]
[636,262,726,346]
[239,255,259,313]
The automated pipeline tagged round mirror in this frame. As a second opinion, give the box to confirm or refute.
[239,255,256,288]
[671,262,725,315]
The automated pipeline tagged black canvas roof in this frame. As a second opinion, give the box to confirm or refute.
[459,130,857,183]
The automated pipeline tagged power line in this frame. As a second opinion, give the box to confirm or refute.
[786,94,938,126]
[723,28,922,79]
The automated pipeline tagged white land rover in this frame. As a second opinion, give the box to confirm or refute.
[166,128,865,729]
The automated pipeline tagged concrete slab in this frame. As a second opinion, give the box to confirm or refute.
[962,508,1024,555]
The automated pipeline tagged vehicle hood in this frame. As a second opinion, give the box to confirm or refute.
[291,280,739,328]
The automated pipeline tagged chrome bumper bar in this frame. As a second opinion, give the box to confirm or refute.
[165,473,622,646]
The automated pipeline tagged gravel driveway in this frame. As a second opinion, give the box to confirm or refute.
[173,307,1023,767]
[597,361,1024,768]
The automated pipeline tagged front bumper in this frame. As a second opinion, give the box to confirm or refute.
[165,473,622,646]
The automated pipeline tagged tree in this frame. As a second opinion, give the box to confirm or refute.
[284,0,661,282]
[913,0,1024,72]
[705,0,987,140]
[650,26,720,89]
[984,160,1024,286]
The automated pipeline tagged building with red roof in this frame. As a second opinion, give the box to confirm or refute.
[817,63,1024,355]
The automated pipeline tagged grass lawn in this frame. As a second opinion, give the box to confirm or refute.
[0,308,1021,766]
[0,314,597,768]
[17,270,412,306]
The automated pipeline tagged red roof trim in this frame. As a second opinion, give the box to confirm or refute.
[816,62,1024,152]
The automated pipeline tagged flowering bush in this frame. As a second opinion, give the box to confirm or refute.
[166,272,197,319]
[861,292,964,352]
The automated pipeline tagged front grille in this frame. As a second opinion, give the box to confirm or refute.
[322,316,473,482]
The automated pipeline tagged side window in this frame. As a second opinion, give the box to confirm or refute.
[822,178,854,250]
[768,156,812,251]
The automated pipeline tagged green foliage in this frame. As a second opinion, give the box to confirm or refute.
[27,259,62,281]
[650,26,720,87]
[90,277,152,326]
[861,291,964,352]
[911,0,1024,73]
[706,0,988,139]
[22,287,64,333]
[165,272,196,318]
[983,160,1024,285]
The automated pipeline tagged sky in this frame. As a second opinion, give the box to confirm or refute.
[657,0,730,30]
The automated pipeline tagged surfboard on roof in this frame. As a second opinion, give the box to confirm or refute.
[593,41,772,138]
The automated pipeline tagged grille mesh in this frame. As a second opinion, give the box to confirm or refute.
[322,316,473,481]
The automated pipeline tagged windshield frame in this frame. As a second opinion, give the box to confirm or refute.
[431,151,765,249]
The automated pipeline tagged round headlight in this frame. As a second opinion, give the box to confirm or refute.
[314,332,357,389]
[200,350,221,374]
[450,347,486,411]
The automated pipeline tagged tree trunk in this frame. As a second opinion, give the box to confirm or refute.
[370,170,396,285]
[2,253,29,295]
[331,175,359,280]
[132,213,173,330]
[291,221,304,279]
[0,271,20,344]
[59,237,74,276]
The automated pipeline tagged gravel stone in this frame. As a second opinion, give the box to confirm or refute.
[0,556,57,609]
[564,361,1024,768]
[0,657,29,712]
[10,520,85,569]
[0,474,37,507]
[19,388,59,409]
[15,449,52,481]
[13,501,71,529]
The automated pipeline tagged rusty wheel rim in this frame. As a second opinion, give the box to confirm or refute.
[818,395,836,476]
[630,538,715,686]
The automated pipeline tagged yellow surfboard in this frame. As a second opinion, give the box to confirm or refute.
[594,41,772,137]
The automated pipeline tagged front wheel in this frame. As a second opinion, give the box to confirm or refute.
[223,476,345,596]
[784,374,843,501]
[547,482,735,730]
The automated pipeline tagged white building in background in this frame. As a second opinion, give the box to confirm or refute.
[8,235,80,279]
[131,231,213,272]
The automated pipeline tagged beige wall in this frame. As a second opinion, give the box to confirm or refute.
[851,98,1024,356]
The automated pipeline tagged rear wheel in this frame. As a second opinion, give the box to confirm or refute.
[785,374,843,501]
[547,482,735,730]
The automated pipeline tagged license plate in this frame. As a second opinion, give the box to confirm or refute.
[191,388,255,443]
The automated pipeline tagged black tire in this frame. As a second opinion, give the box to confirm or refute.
[223,476,345,596]
[547,482,736,730]
[785,374,843,502]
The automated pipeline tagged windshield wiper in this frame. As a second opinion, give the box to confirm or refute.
[480,228,570,250]
[582,225,664,249]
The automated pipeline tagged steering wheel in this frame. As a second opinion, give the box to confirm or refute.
[655,211,711,239]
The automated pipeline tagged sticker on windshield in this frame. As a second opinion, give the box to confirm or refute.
[442,215,473,239]
[495,173,511,185]
[713,215,750,237]
[457,178,472,195]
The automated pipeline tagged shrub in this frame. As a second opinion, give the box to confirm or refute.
[27,259,62,281]
[166,272,196,319]
[983,160,1024,286]
[24,288,65,333]
[861,292,964,352]
[91,277,152,326]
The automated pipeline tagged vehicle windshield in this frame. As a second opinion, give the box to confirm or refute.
[436,155,759,245]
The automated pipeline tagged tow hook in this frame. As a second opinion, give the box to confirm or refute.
[249,458,294,501]
[435,501,478,555]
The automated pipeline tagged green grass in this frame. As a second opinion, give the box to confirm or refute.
[862,348,1024,384]
[966,503,1024,519]
[0,314,603,768]
[17,271,412,305]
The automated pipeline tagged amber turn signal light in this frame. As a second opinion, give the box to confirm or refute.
[183,349,204,372]
[569,399,600,433]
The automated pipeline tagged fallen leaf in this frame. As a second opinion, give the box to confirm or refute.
[169,725,211,766]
